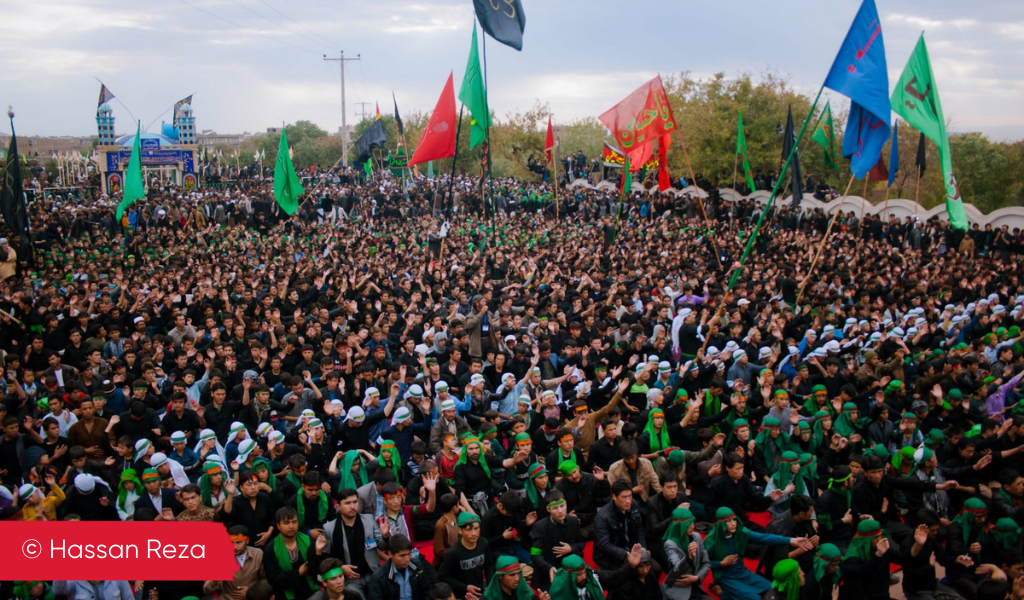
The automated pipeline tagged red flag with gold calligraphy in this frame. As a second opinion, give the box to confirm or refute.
[599,75,677,166]
[657,135,672,191]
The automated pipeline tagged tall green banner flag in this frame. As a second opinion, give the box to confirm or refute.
[736,111,756,191]
[116,121,145,222]
[273,127,304,215]
[459,22,491,149]
[811,102,839,173]
[891,34,966,230]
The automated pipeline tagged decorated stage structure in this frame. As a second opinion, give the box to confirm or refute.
[96,102,200,195]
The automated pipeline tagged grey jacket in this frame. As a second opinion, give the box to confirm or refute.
[322,513,383,575]
[662,533,710,600]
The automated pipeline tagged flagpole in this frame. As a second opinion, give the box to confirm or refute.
[796,173,857,305]
[732,152,739,191]
[552,129,559,219]
[678,137,723,269]
[913,164,921,217]
[694,85,825,350]
[447,105,466,215]
[860,177,869,233]
[481,30,495,241]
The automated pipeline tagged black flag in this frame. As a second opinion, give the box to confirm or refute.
[393,92,404,136]
[782,105,805,209]
[915,132,927,176]
[1,113,31,261]
[473,0,526,51]
[174,95,194,120]
[98,83,115,108]
[354,119,388,163]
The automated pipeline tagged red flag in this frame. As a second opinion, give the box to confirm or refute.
[599,75,677,166]
[375,102,381,120]
[410,73,457,167]
[657,135,672,191]
[545,115,554,164]
[867,155,888,181]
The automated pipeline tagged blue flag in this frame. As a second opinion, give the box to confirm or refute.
[823,0,891,179]
[888,120,899,188]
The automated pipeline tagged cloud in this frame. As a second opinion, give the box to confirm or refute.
[0,0,1020,143]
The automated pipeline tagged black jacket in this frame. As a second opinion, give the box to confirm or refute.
[593,502,646,570]
[530,514,584,588]
[133,489,184,519]
[368,557,439,600]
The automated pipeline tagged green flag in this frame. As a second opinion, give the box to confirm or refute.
[116,121,145,222]
[890,34,966,230]
[736,111,757,190]
[273,127,304,215]
[459,22,491,149]
[811,102,839,174]
[364,158,373,178]
[619,156,632,198]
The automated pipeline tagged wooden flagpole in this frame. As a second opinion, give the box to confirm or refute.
[796,173,857,305]
[678,137,723,269]
[913,164,921,217]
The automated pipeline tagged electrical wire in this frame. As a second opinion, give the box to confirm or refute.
[223,0,333,53]
[252,0,339,49]
[175,0,322,55]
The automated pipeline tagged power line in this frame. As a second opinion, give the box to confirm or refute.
[223,0,332,53]
[175,0,321,55]
[252,0,338,49]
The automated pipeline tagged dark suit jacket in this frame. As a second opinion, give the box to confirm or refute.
[134,489,183,519]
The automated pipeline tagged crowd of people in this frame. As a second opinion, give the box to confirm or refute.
[1,168,1023,600]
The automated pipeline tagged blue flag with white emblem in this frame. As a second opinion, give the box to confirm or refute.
[823,0,891,179]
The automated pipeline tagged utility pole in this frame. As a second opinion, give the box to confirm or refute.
[323,51,360,167]
[354,102,373,123]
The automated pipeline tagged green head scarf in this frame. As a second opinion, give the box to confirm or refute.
[799,453,817,490]
[117,468,142,513]
[844,519,883,562]
[378,440,402,481]
[456,438,490,477]
[643,408,670,452]
[525,463,549,508]
[483,556,533,600]
[771,559,802,600]
[198,462,224,507]
[753,417,788,472]
[814,543,842,585]
[704,507,750,566]
[811,410,831,450]
[252,457,276,490]
[772,451,804,496]
[951,498,988,550]
[549,555,603,600]
[992,518,1022,549]
[338,450,368,491]
[833,403,860,438]
[663,506,696,548]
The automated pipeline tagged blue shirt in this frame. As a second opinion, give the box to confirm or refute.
[393,566,412,600]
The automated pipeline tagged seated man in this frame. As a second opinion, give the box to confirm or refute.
[368,534,439,600]
[593,481,646,570]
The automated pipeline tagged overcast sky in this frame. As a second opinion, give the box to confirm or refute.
[2,0,1022,142]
